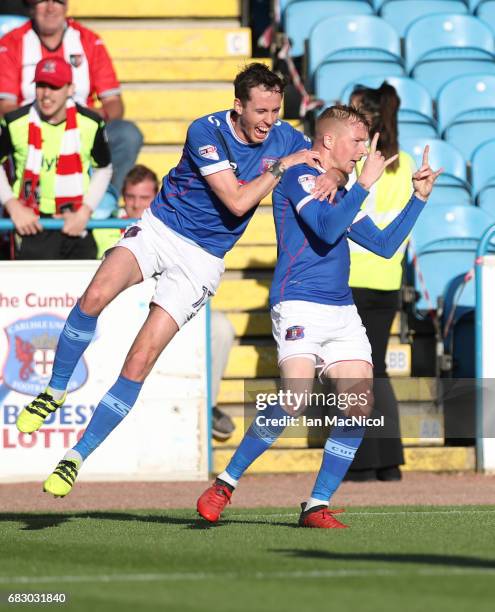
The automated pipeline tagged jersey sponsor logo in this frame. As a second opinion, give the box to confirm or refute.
[274,120,282,126]
[303,135,311,143]
[298,174,316,194]
[69,54,83,68]
[285,325,305,341]
[208,115,221,127]
[3,314,88,396]
[198,145,220,161]
[123,226,142,238]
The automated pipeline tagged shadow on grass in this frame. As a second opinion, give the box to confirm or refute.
[272,549,495,570]
[0,512,295,532]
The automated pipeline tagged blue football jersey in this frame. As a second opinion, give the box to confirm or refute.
[270,165,368,307]
[150,110,311,258]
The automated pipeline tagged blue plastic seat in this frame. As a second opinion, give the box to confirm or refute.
[410,204,493,310]
[437,73,495,159]
[0,15,28,37]
[381,1,467,38]
[308,14,402,78]
[405,14,495,97]
[284,1,373,56]
[471,139,495,215]
[477,1,495,34]
[402,138,471,206]
[310,15,403,102]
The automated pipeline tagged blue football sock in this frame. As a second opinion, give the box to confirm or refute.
[73,375,143,460]
[310,423,366,503]
[49,302,98,391]
[223,403,288,482]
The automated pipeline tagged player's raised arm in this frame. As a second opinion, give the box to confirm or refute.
[348,145,443,258]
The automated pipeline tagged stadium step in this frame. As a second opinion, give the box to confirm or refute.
[94,27,250,60]
[213,403,444,450]
[221,311,402,338]
[114,57,270,84]
[123,86,234,121]
[223,342,411,378]
[71,0,240,18]
[217,378,437,405]
[212,446,476,474]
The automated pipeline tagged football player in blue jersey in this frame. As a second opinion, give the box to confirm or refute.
[197,105,442,527]
[17,63,346,497]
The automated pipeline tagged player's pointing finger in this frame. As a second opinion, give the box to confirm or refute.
[369,132,380,153]
[422,144,430,167]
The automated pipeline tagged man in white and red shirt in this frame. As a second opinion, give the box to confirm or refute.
[0,0,142,203]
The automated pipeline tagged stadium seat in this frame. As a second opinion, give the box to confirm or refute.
[402,138,471,206]
[471,139,495,215]
[476,1,495,34]
[405,14,495,97]
[340,75,436,137]
[437,74,495,159]
[0,15,28,36]
[284,1,373,56]
[410,205,494,310]
[309,15,403,103]
[467,0,486,11]
[381,1,467,38]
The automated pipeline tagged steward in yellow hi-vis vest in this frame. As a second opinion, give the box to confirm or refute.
[345,81,413,481]
[348,151,415,291]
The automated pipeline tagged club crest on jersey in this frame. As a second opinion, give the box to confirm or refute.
[285,326,305,341]
[69,54,83,68]
[199,145,219,161]
[298,174,316,194]
[3,314,88,395]
[262,158,278,172]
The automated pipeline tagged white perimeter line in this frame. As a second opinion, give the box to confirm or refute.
[1,567,495,585]
[227,509,495,520]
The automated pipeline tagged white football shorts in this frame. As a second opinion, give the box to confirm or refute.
[115,208,225,327]
[271,300,373,372]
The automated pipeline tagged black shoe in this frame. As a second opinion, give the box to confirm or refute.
[344,469,377,482]
[376,466,402,481]
[212,407,236,441]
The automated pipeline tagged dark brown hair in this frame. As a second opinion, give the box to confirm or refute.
[123,165,159,195]
[234,63,286,104]
[350,82,400,172]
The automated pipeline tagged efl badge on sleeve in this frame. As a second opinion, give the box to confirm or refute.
[297,175,316,194]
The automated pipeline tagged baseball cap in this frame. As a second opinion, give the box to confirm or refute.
[34,57,72,88]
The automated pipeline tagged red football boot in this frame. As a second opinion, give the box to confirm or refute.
[197,481,233,523]
[298,502,348,528]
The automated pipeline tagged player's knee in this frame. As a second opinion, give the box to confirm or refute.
[79,283,111,316]
[121,348,156,382]
[342,383,374,418]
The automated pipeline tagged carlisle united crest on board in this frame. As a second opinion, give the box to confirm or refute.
[3,314,88,395]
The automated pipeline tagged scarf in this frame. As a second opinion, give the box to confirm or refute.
[20,99,84,215]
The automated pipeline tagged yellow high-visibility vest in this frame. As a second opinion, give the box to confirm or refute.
[348,151,415,291]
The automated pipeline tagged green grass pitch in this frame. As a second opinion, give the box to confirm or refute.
[0,506,494,611]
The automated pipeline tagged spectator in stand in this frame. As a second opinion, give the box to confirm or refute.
[0,57,112,259]
[0,0,143,214]
[345,82,415,481]
[94,164,237,441]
